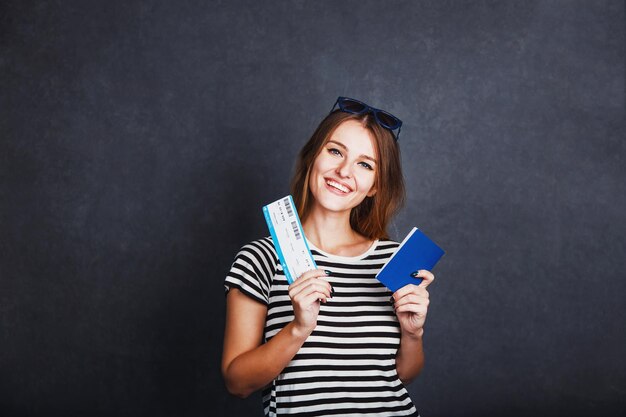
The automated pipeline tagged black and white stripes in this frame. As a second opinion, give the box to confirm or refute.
[225,237,419,417]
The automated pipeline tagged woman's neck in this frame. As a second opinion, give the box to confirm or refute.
[302,207,370,255]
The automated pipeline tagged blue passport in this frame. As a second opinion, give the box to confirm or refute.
[376,227,445,292]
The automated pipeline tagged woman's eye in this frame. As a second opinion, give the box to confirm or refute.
[359,162,374,170]
[328,148,342,156]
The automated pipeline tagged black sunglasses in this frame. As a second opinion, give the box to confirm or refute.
[330,96,403,141]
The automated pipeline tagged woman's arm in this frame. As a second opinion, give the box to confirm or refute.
[395,328,425,384]
[221,269,332,398]
[392,270,434,384]
[221,289,308,397]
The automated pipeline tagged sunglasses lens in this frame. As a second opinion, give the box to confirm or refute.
[376,111,401,129]
[340,99,367,114]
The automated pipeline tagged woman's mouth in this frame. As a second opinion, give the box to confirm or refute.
[325,179,351,194]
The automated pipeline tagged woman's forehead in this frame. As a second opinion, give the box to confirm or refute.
[328,120,377,155]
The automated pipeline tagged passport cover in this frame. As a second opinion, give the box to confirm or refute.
[376,227,445,292]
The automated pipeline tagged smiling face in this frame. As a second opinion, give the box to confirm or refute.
[291,110,405,240]
[307,119,378,216]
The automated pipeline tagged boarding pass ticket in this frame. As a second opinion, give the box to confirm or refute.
[263,195,317,284]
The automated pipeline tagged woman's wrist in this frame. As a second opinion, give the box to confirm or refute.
[402,327,424,341]
[289,320,314,341]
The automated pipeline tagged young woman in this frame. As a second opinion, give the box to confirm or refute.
[222,97,435,416]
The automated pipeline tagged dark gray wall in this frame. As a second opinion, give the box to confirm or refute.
[1,1,624,416]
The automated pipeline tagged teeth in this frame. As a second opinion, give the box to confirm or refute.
[326,180,350,193]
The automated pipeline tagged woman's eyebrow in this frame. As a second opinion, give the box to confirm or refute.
[327,140,348,150]
[327,140,377,164]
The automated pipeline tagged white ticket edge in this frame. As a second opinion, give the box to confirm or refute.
[262,195,317,284]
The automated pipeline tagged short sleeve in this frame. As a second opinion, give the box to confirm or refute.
[224,237,277,305]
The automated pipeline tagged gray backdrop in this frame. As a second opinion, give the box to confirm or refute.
[1,1,624,416]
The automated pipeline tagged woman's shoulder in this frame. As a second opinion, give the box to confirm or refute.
[226,237,277,305]
[375,237,401,249]
[235,236,279,266]
[237,236,274,250]
[235,236,278,259]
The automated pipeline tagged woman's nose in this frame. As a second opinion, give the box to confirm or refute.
[335,160,352,178]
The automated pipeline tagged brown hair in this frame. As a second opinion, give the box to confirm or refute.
[290,110,406,240]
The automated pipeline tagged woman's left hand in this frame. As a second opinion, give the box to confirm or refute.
[392,270,435,339]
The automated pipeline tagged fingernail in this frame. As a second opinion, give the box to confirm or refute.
[410,271,420,277]
[325,270,331,276]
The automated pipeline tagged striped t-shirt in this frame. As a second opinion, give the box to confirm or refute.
[224,236,420,417]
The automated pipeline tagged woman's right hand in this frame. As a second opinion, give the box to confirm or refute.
[222,269,332,397]
[288,269,332,336]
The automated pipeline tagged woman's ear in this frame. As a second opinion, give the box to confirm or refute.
[367,188,377,198]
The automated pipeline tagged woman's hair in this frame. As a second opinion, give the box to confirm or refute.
[290,110,406,240]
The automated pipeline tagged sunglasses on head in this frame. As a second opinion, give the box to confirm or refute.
[330,96,403,142]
